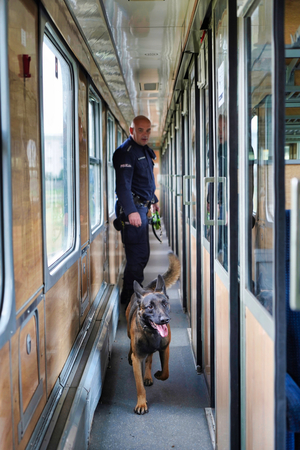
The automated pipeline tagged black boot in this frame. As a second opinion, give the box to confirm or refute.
[120,288,134,305]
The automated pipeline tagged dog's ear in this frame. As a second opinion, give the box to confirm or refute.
[155,274,167,296]
[133,280,145,303]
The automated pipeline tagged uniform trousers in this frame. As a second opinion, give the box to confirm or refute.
[121,205,150,290]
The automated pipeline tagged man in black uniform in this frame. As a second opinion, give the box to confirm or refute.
[113,115,159,306]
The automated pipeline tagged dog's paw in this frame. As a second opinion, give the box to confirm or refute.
[154,370,169,381]
[144,377,153,386]
[134,401,148,415]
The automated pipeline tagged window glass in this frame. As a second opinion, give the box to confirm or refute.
[246,0,273,314]
[215,0,228,272]
[117,127,123,147]
[43,35,74,267]
[89,95,102,231]
[203,81,211,242]
[190,66,197,229]
[107,114,115,215]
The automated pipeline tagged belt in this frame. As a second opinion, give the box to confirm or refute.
[132,193,151,208]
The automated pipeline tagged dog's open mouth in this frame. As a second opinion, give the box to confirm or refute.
[150,321,168,337]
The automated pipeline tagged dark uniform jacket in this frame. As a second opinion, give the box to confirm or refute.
[113,136,158,216]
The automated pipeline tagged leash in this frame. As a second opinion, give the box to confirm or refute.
[150,211,162,243]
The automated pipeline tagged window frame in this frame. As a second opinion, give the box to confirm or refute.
[0,0,16,349]
[40,14,80,292]
[107,112,115,217]
[117,125,123,148]
[89,86,104,241]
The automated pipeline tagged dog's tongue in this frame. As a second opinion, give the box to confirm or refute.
[155,324,168,337]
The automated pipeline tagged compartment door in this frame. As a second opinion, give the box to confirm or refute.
[239,0,286,448]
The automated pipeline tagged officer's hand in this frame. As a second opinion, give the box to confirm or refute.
[128,212,142,227]
[151,203,160,213]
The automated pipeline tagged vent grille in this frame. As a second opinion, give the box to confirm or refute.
[139,82,159,91]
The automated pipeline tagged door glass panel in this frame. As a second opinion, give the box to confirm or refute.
[215,0,228,271]
[204,81,211,242]
[190,66,197,229]
[246,0,273,315]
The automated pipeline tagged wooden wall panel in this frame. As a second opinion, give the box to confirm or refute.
[20,316,39,411]
[246,308,274,450]
[203,247,211,387]
[0,342,13,450]
[186,223,191,315]
[215,274,230,450]
[191,233,197,359]
[78,69,89,247]
[90,231,104,302]
[9,0,43,312]
[12,300,46,450]
[108,221,117,285]
[81,252,88,306]
[45,263,79,394]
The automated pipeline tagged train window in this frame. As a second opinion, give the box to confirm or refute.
[107,113,115,216]
[42,34,75,267]
[117,126,123,147]
[246,0,274,314]
[89,92,103,233]
[285,143,300,160]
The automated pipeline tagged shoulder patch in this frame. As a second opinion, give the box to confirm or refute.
[127,145,132,152]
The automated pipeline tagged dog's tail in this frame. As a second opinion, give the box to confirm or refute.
[147,252,181,290]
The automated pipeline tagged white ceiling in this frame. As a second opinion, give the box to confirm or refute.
[67,0,197,147]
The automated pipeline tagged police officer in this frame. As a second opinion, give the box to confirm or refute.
[113,115,159,306]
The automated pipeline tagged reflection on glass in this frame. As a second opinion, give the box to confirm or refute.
[43,36,74,267]
[215,0,228,271]
[247,0,273,314]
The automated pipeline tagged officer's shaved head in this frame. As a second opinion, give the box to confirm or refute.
[131,115,151,127]
[130,116,151,147]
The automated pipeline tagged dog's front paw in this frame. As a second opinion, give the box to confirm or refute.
[154,370,169,381]
[134,400,148,415]
[144,377,153,386]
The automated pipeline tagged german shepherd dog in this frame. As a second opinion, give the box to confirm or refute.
[125,252,180,414]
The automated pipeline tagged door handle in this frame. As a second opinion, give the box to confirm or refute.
[174,175,182,196]
[204,177,215,225]
[204,177,227,226]
[183,175,196,206]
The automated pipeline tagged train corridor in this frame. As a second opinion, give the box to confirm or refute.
[88,226,214,450]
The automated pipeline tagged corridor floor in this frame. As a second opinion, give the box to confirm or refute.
[88,228,214,450]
